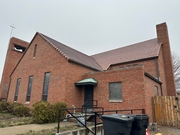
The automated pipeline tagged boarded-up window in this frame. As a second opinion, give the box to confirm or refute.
[42,72,50,101]
[14,78,21,101]
[26,76,33,102]
[155,86,158,96]
[109,82,122,102]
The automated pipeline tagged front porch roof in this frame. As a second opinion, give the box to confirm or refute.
[75,78,98,86]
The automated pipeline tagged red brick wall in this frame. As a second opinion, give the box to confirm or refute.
[7,34,94,108]
[65,62,94,108]
[108,59,167,96]
[82,65,146,113]
[0,37,29,99]
[158,47,168,96]
[8,34,68,106]
[144,76,161,122]
[156,23,176,96]
[108,47,173,97]
[109,59,157,77]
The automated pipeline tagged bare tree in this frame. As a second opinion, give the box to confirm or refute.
[172,52,180,93]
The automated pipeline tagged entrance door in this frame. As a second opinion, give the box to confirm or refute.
[84,85,93,112]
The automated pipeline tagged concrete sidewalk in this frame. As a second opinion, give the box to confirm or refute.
[0,122,76,135]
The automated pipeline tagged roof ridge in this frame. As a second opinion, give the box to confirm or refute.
[38,32,69,60]
[91,38,157,56]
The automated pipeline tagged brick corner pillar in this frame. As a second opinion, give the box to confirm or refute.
[156,22,177,96]
[0,37,29,99]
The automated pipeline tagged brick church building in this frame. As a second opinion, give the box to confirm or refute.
[0,22,176,122]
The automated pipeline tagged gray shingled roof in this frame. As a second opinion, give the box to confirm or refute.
[91,38,161,70]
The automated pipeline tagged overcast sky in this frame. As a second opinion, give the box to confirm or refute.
[0,0,180,81]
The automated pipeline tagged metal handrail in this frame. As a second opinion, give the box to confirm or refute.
[81,100,99,114]
[57,108,145,134]
[57,107,103,135]
[82,100,98,107]
[91,108,145,114]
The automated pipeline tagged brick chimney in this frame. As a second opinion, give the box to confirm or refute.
[156,22,177,96]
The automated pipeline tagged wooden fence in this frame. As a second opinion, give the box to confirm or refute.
[153,96,180,128]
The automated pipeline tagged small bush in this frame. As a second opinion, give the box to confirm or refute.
[0,101,10,111]
[7,102,23,113]
[52,102,67,122]
[17,123,23,126]
[32,101,55,123]
[1,124,5,128]
[29,120,35,124]
[32,101,67,124]
[14,105,31,117]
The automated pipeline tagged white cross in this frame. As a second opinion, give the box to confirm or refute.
[10,23,15,38]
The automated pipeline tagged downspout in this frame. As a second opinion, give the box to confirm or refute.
[6,75,11,101]
[155,58,163,96]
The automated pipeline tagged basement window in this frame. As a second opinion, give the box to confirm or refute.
[14,44,26,52]
[109,82,122,102]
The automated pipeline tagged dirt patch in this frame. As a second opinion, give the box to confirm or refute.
[0,112,16,120]
[147,125,178,135]
[0,112,35,128]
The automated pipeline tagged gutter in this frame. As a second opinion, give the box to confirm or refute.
[144,72,162,84]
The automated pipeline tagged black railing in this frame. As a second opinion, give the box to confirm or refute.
[81,100,98,113]
[92,108,145,114]
[57,107,103,134]
[82,100,98,107]
[57,108,145,135]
